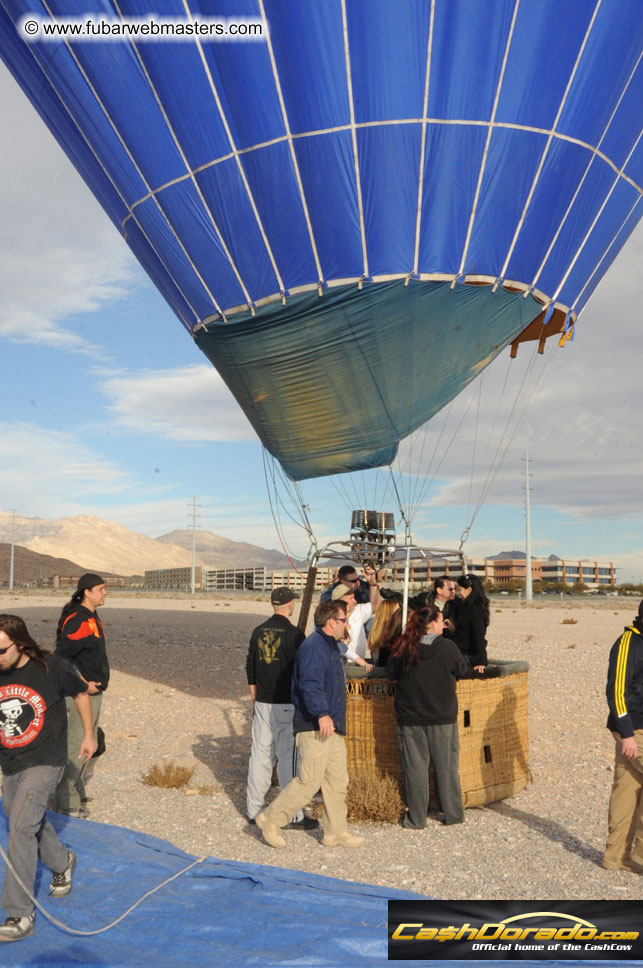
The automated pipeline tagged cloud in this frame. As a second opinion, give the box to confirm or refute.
[97,364,256,442]
[392,221,643,521]
[0,66,138,353]
[0,422,131,515]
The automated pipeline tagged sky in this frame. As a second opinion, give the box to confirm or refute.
[1,61,642,580]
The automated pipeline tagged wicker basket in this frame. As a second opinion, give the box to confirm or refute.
[345,662,529,809]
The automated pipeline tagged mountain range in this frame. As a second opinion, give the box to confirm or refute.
[0,511,295,578]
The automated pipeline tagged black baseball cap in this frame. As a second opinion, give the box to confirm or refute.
[271,587,300,605]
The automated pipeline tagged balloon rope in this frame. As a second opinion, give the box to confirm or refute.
[466,374,484,523]
[262,449,307,575]
[465,338,558,535]
[410,392,477,518]
[0,838,205,937]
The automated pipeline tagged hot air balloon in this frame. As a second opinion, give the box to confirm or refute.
[0,0,641,484]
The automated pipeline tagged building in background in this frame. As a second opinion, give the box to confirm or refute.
[487,552,615,588]
[144,566,203,590]
[143,553,616,593]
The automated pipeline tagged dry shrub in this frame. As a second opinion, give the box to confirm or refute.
[562,618,578,625]
[142,760,195,789]
[346,770,404,824]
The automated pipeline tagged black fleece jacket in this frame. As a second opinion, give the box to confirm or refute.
[386,633,473,726]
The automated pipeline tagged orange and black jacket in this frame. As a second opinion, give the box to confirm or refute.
[606,619,643,738]
[55,604,110,691]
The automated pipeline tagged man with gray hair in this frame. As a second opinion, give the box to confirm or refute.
[245,587,318,830]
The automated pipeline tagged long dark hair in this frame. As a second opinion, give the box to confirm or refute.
[389,605,441,666]
[457,574,490,628]
[56,588,86,640]
[0,615,50,670]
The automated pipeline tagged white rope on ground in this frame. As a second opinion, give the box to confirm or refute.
[0,841,206,937]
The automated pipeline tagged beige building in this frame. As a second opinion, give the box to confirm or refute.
[145,566,203,590]
[488,554,615,588]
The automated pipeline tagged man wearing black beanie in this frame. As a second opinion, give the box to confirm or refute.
[52,573,109,817]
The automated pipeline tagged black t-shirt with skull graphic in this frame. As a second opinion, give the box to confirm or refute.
[0,654,87,775]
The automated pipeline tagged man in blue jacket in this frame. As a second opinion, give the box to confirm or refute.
[257,601,364,850]
[603,600,643,871]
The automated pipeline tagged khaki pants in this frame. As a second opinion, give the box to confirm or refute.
[262,731,348,837]
[603,729,643,867]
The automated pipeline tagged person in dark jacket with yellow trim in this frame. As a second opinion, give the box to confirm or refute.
[603,600,643,871]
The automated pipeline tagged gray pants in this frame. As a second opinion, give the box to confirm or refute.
[399,722,464,827]
[54,693,102,811]
[246,702,302,822]
[1,765,68,917]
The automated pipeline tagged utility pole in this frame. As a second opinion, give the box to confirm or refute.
[522,451,533,602]
[189,497,200,595]
[9,510,16,592]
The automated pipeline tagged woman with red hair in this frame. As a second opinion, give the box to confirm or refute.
[386,605,472,828]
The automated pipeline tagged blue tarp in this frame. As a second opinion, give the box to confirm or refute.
[0,811,421,967]
[0,813,635,967]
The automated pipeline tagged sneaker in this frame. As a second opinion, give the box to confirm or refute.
[321,832,365,849]
[246,816,257,826]
[50,850,76,897]
[0,913,35,942]
[284,816,320,830]
[256,812,286,849]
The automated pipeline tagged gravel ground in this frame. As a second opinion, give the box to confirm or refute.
[1,592,640,902]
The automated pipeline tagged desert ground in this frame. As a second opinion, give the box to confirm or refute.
[0,590,640,901]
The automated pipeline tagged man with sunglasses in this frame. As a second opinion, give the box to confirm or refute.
[257,601,365,851]
[0,614,96,942]
[320,564,374,605]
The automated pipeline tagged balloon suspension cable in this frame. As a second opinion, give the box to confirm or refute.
[400,515,414,629]
[459,526,471,553]
[262,449,308,576]
[388,466,411,532]
[463,335,559,539]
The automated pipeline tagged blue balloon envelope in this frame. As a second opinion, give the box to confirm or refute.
[1,0,641,478]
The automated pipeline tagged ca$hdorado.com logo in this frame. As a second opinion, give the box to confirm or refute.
[392,911,639,952]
